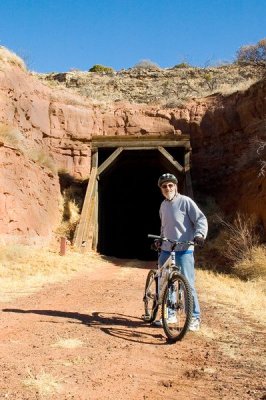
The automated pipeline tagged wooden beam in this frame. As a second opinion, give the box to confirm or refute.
[184,149,191,172]
[73,152,98,249]
[183,149,194,198]
[92,179,98,251]
[92,134,190,142]
[97,147,124,176]
[158,146,184,172]
[92,135,190,149]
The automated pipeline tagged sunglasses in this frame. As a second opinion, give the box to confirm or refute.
[161,183,175,189]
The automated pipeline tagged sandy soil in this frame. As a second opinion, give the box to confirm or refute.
[0,257,265,400]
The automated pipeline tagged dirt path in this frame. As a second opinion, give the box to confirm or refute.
[0,258,265,400]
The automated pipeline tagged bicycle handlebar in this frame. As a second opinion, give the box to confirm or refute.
[148,234,194,246]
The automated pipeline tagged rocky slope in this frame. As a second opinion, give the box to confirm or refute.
[37,63,264,105]
[0,51,265,245]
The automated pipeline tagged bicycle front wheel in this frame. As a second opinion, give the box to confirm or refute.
[162,272,193,342]
[143,269,158,323]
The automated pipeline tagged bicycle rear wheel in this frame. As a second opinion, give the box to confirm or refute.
[143,269,158,323]
[162,272,193,342]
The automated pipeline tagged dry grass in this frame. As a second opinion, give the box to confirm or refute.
[0,244,96,302]
[213,213,266,280]
[23,371,63,396]
[233,245,266,280]
[0,123,57,174]
[0,123,26,151]
[0,46,27,70]
[56,187,83,239]
[198,269,266,325]
[28,148,57,174]
[208,78,259,96]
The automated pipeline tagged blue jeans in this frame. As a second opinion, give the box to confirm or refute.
[158,250,200,319]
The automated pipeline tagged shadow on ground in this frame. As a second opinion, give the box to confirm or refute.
[2,308,167,345]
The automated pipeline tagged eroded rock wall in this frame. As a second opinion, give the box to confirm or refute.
[188,80,266,228]
[0,61,265,243]
[0,144,61,245]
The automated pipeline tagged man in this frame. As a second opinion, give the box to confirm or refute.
[155,173,208,331]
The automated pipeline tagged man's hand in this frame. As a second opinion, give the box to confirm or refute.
[194,236,205,247]
[151,239,162,251]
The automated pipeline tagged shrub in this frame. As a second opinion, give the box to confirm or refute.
[216,213,266,279]
[172,62,191,69]
[89,64,114,73]
[202,72,217,91]
[28,149,57,174]
[236,38,266,64]
[56,185,83,240]
[234,245,266,280]
[0,123,26,152]
[0,46,27,70]
[133,59,160,69]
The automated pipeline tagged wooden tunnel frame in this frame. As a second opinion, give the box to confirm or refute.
[73,135,193,252]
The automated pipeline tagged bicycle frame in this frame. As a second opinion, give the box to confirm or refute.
[152,251,178,305]
[146,234,194,307]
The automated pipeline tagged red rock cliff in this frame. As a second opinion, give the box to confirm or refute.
[0,61,265,243]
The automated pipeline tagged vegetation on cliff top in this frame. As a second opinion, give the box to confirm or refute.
[0,46,27,71]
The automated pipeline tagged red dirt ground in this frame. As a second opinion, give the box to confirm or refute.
[0,258,265,400]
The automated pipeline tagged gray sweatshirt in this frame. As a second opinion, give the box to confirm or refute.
[159,193,208,252]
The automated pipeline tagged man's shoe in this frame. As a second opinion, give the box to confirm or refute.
[152,315,177,326]
[167,315,177,324]
[189,317,200,331]
[142,313,151,321]
[152,319,163,327]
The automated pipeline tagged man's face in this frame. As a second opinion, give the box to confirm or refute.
[160,181,177,200]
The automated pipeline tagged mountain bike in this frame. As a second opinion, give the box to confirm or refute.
[142,234,194,342]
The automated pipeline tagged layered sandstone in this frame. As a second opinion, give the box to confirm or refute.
[0,144,60,244]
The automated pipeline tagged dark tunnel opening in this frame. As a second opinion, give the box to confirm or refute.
[97,148,185,260]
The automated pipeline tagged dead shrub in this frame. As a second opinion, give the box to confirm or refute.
[133,59,161,70]
[28,149,57,174]
[56,186,83,240]
[0,123,26,152]
[216,213,265,280]
[236,38,266,64]
[234,245,266,280]
[0,123,57,174]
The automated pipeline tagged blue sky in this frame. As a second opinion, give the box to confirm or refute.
[0,0,265,72]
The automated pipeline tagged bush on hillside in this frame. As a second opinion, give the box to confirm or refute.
[236,38,266,64]
[89,64,114,73]
[133,59,160,69]
[172,62,191,69]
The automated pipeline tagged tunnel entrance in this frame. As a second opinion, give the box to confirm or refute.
[99,150,177,259]
[73,135,192,260]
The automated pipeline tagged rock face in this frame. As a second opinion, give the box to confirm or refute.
[186,81,266,229]
[0,145,61,245]
[0,58,265,244]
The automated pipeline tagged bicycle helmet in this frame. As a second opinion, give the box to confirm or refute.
[158,173,178,187]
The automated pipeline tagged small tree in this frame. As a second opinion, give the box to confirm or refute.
[236,38,266,63]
